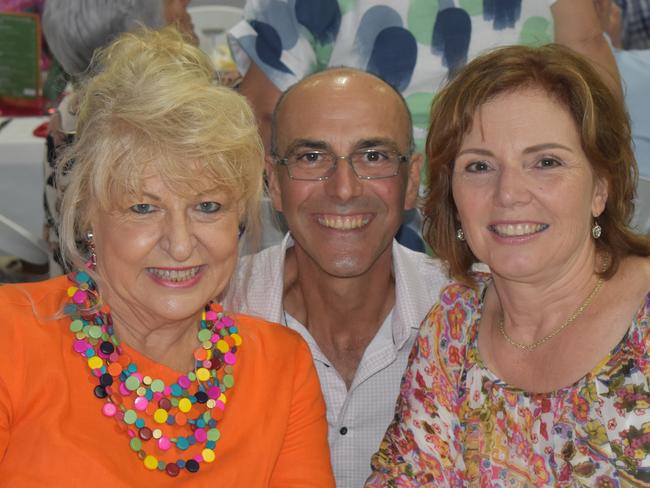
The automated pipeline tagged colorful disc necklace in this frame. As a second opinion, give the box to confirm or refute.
[65,270,241,477]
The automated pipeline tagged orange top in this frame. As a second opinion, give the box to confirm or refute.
[0,276,334,487]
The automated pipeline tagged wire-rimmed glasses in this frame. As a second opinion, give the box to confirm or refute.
[274,148,410,181]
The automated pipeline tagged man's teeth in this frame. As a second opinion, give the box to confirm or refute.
[147,267,200,282]
[491,223,548,237]
[318,215,370,230]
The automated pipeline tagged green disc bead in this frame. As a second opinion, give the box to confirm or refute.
[223,374,234,388]
[206,428,220,441]
[125,376,141,391]
[150,379,165,393]
[88,325,103,339]
[130,437,142,451]
[197,329,212,342]
[123,409,137,424]
[70,320,84,332]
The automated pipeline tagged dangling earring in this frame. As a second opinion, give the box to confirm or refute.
[85,230,97,270]
[456,228,465,241]
[592,220,602,240]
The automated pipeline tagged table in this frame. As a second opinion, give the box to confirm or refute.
[0,116,48,238]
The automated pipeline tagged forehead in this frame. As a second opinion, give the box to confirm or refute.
[276,75,411,151]
[464,87,580,146]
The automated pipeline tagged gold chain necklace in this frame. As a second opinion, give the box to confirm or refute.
[497,277,605,352]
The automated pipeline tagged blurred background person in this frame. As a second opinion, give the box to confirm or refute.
[366,44,650,486]
[0,26,334,486]
[596,0,650,232]
[227,0,620,252]
[42,0,197,276]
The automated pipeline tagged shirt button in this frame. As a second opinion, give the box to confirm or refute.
[339,426,348,435]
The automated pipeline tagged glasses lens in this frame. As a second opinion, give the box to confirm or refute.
[350,149,401,178]
[286,151,335,180]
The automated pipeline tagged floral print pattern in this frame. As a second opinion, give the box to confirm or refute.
[366,274,650,487]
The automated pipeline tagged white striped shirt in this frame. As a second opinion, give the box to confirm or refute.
[223,234,448,488]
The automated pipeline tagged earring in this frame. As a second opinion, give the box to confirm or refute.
[592,220,602,239]
[456,228,465,241]
[85,230,96,270]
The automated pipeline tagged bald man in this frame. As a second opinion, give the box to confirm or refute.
[224,68,448,487]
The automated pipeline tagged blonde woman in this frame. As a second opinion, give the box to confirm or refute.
[0,27,334,486]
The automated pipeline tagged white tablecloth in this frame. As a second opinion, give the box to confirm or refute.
[0,116,48,238]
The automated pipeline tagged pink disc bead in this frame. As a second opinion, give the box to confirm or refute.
[73,340,88,353]
[134,397,148,411]
[72,290,87,304]
[194,428,207,442]
[102,403,117,417]
[224,352,236,365]
[158,437,172,450]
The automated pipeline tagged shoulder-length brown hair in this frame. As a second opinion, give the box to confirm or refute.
[423,44,650,285]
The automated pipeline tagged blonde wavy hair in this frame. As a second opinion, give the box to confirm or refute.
[59,26,264,271]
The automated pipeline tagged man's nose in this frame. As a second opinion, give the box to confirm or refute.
[324,157,363,202]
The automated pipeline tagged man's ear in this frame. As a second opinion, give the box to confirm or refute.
[265,155,283,212]
[404,152,423,210]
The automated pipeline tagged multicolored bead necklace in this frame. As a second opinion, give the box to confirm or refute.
[65,270,241,477]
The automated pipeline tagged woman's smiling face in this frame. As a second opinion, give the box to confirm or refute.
[452,87,608,282]
[90,169,240,323]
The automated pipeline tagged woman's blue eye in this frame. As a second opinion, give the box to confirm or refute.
[537,157,561,168]
[197,201,222,213]
[466,160,491,172]
[130,203,154,214]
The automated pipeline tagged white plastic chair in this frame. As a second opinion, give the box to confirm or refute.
[188,5,243,62]
[0,214,48,265]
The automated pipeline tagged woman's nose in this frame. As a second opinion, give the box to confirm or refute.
[160,212,196,262]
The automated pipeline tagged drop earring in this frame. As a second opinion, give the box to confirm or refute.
[456,228,465,241]
[85,230,96,270]
[592,220,602,240]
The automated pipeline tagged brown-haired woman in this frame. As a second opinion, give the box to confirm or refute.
[366,44,650,486]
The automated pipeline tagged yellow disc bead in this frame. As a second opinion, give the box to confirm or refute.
[178,398,192,413]
[87,356,103,369]
[143,455,158,470]
[153,408,168,424]
[67,286,78,297]
[216,340,229,353]
[196,368,210,382]
[202,448,216,463]
[231,333,242,346]
[218,393,227,404]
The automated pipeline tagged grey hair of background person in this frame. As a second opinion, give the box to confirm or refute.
[43,0,166,78]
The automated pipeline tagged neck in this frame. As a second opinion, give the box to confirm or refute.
[284,245,395,338]
[282,244,395,386]
[102,291,200,373]
[488,246,602,344]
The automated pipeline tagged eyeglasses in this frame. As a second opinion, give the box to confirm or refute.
[274,148,410,181]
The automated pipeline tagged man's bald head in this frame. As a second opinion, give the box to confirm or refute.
[270,67,414,156]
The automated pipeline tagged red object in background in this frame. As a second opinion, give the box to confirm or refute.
[32,119,48,138]
[0,96,47,116]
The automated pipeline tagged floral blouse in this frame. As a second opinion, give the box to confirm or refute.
[366,274,650,487]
